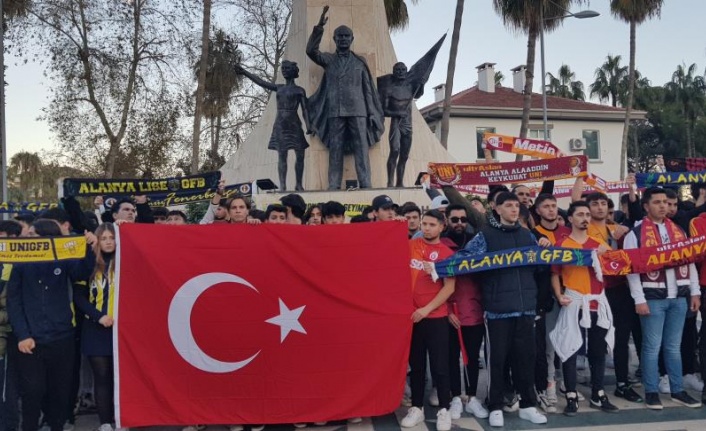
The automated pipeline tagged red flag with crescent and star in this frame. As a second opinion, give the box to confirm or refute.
[114,223,413,427]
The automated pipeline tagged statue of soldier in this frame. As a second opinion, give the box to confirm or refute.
[377,34,446,188]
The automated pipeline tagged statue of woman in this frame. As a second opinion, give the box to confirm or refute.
[235,61,314,191]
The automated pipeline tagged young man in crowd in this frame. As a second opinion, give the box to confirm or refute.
[550,201,618,416]
[227,196,256,224]
[531,193,571,412]
[111,199,138,224]
[402,204,421,238]
[443,204,474,248]
[265,205,288,224]
[280,194,306,225]
[401,210,455,431]
[152,207,169,224]
[462,192,547,427]
[689,211,706,404]
[166,211,188,225]
[13,213,34,237]
[0,221,23,431]
[371,195,398,222]
[200,180,228,224]
[321,201,346,225]
[625,187,702,409]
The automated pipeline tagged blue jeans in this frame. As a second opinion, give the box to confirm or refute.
[640,298,687,394]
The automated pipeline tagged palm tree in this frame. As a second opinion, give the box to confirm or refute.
[439,0,464,149]
[495,71,505,86]
[8,151,43,200]
[492,0,582,160]
[384,0,420,30]
[589,55,628,107]
[610,0,664,179]
[665,63,706,158]
[546,64,585,100]
[195,30,243,170]
[191,0,213,174]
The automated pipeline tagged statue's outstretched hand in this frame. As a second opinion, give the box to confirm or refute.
[318,6,329,27]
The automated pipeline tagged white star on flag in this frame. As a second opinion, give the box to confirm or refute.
[265,298,307,343]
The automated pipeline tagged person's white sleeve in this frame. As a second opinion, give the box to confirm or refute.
[199,203,218,225]
[688,263,700,296]
[623,231,646,304]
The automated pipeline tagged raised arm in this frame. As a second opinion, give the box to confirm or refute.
[306,6,330,67]
[235,65,278,92]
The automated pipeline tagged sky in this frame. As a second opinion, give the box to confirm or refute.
[5,0,706,160]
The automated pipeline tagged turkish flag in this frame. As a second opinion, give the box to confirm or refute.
[114,223,413,427]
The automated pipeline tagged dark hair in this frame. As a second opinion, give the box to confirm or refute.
[690,183,706,198]
[679,201,695,212]
[265,204,288,219]
[248,208,266,222]
[14,212,35,224]
[495,192,519,206]
[620,194,630,205]
[423,209,446,224]
[664,188,678,200]
[445,204,467,216]
[111,199,135,215]
[152,207,168,218]
[641,187,668,206]
[568,201,590,217]
[361,206,374,218]
[534,193,556,207]
[303,204,323,223]
[350,214,371,223]
[280,194,306,219]
[31,219,62,237]
[488,185,510,204]
[40,207,70,225]
[84,211,100,232]
[0,220,23,237]
[519,205,531,225]
[322,201,346,217]
[226,195,251,210]
[585,192,609,205]
[607,199,615,209]
[557,208,569,225]
[167,210,187,223]
[218,198,229,208]
[401,204,422,217]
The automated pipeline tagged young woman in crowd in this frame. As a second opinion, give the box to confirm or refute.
[74,223,117,431]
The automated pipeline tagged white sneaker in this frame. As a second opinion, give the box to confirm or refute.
[251,426,265,431]
[519,407,547,424]
[428,388,439,406]
[659,375,671,394]
[489,410,503,427]
[465,396,489,419]
[683,374,704,392]
[293,425,307,429]
[229,426,243,431]
[436,408,452,431]
[537,390,557,414]
[401,407,425,428]
[347,418,362,424]
[98,424,113,431]
[546,381,558,404]
[449,396,463,420]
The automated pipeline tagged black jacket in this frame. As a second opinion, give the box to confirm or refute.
[7,260,83,344]
[474,216,540,315]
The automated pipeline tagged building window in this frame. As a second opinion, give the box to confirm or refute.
[476,127,496,159]
[582,130,600,160]
[529,129,551,141]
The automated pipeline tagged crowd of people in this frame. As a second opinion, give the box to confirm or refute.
[1,174,706,431]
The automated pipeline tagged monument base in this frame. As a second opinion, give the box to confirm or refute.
[251,187,435,217]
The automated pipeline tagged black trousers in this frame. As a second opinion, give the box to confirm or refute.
[562,312,608,396]
[410,318,450,409]
[699,287,706,392]
[486,316,537,411]
[0,335,20,431]
[606,285,642,384]
[534,315,548,392]
[17,337,75,431]
[448,323,484,398]
[88,356,114,425]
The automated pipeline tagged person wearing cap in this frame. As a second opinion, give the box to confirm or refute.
[430,196,449,214]
[322,201,346,225]
[371,195,398,222]
[280,194,307,225]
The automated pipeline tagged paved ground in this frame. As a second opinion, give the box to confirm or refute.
[71,355,706,431]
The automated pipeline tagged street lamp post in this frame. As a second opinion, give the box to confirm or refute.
[540,7,600,142]
[1,0,7,217]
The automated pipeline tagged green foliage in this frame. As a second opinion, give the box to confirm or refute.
[185,201,209,224]
[547,64,585,101]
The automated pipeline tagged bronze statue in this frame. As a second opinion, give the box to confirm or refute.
[306,6,385,190]
[235,61,314,191]
[377,34,446,188]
